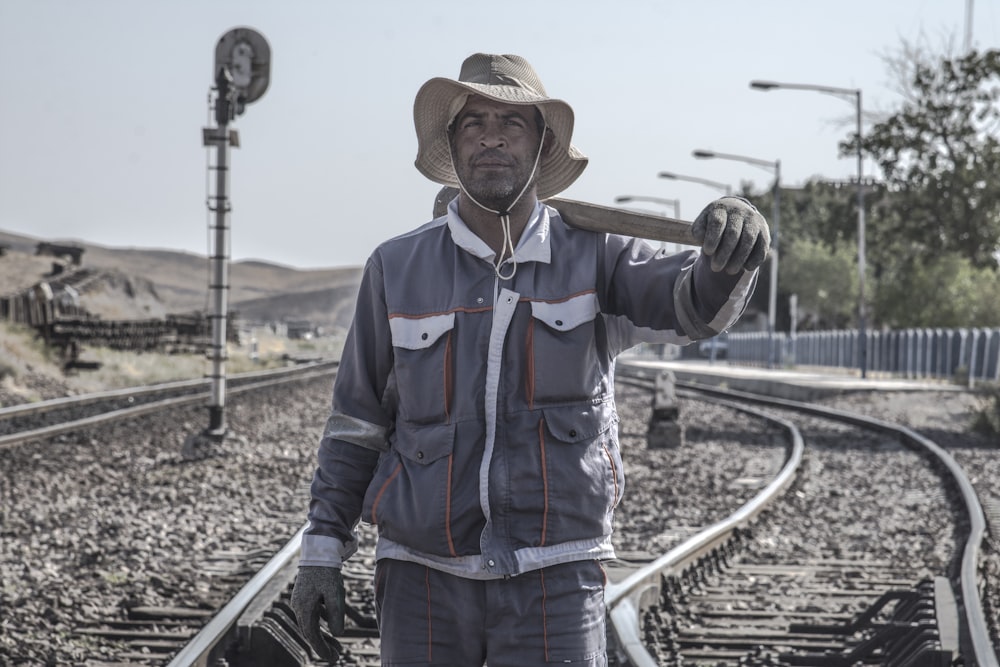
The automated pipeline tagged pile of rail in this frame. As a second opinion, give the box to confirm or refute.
[0,269,233,359]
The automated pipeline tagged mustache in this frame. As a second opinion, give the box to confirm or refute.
[471,149,514,166]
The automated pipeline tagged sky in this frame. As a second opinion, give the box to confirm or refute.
[1,1,997,270]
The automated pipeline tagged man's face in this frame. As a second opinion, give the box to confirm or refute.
[450,95,544,211]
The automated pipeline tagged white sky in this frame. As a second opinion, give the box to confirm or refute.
[1,0,997,269]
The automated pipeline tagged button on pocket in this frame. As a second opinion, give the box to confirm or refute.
[530,293,598,332]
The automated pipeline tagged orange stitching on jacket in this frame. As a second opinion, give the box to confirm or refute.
[525,319,535,409]
[520,288,596,305]
[445,454,457,557]
[538,419,549,546]
[388,305,492,319]
[444,331,453,421]
[603,441,620,504]
[370,463,402,525]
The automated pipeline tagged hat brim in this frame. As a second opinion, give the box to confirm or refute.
[413,77,587,200]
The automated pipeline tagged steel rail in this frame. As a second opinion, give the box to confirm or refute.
[0,360,337,421]
[166,523,308,667]
[0,362,338,450]
[0,377,205,420]
[604,375,805,667]
[670,377,998,667]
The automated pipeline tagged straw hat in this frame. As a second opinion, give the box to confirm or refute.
[413,53,588,200]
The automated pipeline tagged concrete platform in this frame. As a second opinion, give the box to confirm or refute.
[619,358,962,402]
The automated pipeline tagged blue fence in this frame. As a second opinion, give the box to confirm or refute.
[723,328,1000,386]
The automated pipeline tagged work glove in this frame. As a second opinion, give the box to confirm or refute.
[290,566,346,662]
[692,197,771,274]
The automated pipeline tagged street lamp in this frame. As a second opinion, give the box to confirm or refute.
[614,196,682,255]
[693,149,781,368]
[614,195,681,218]
[658,171,732,196]
[750,79,867,379]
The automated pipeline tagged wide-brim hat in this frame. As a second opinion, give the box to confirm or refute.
[413,53,588,200]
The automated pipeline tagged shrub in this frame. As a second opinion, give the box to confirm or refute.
[972,384,1000,438]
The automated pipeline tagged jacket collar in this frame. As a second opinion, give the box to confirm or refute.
[447,199,552,265]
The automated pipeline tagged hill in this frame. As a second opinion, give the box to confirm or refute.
[0,229,362,330]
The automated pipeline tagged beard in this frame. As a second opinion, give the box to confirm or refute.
[453,148,539,212]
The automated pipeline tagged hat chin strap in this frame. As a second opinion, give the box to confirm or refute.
[457,122,547,281]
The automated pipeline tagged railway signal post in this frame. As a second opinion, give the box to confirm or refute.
[187,27,270,453]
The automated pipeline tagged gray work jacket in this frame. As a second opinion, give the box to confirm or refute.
[300,199,758,579]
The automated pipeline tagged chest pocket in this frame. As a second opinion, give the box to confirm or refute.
[390,312,455,423]
[527,292,605,405]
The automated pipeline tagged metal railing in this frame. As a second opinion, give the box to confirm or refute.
[720,327,1000,387]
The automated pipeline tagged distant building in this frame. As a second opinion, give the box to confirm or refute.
[286,319,315,340]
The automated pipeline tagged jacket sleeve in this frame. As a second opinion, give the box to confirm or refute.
[300,254,395,568]
[598,234,758,354]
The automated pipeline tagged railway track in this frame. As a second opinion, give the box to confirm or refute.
[153,363,996,667]
[0,363,341,665]
[0,359,338,448]
[609,363,996,666]
[3,360,995,666]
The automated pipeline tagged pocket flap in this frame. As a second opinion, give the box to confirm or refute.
[541,402,616,443]
[389,312,455,350]
[530,293,599,331]
[394,421,455,464]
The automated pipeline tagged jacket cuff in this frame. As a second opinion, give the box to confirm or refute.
[299,533,352,568]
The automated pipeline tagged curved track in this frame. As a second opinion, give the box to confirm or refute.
[606,363,995,666]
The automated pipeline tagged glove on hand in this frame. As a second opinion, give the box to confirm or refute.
[692,197,771,274]
[290,566,345,662]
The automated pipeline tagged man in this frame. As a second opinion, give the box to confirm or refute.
[291,53,768,666]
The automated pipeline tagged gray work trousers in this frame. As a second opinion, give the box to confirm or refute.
[373,558,608,666]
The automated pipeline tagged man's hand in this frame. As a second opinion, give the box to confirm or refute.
[290,566,346,662]
[692,197,771,274]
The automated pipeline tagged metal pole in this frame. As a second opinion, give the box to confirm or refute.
[856,91,867,379]
[616,195,680,257]
[691,149,780,368]
[205,72,233,437]
[965,0,974,52]
[673,201,681,255]
[748,80,868,378]
[769,161,781,368]
[183,28,268,454]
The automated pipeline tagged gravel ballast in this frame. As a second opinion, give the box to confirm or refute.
[1,373,996,664]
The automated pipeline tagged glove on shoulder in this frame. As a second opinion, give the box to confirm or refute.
[290,565,345,662]
[692,196,771,274]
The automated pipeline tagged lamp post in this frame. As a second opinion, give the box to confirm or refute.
[693,149,781,368]
[615,196,682,256]
[750,79,867,378]
[614,195,681,218]
[658,171,732,196]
